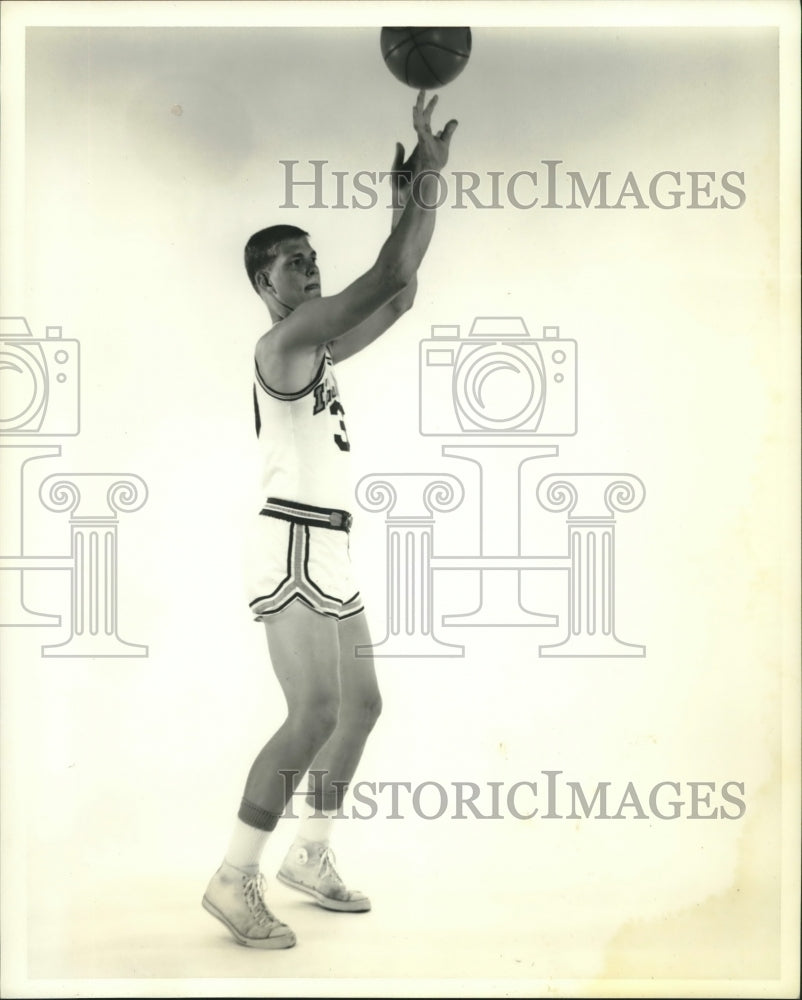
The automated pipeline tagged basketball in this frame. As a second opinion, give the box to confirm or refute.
[380,27,472,89]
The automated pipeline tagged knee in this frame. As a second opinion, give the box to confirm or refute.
[350,691,383,734]
[289,691,341,748]
[366,692,383,731]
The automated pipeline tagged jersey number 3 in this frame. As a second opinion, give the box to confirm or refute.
[313,380,350,452]
[329,400,350,452]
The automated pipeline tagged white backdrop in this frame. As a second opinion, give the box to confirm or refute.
[1,2,799,998]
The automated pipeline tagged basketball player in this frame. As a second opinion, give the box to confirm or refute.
[203,91,458,948]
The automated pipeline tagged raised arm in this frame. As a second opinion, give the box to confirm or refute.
[268,93,457,356]
[327,141,422,364]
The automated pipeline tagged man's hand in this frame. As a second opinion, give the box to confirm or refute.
[412,90,458,174]
[389,139,419,211]
[389,91,457,212]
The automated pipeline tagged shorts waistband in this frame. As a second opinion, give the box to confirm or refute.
[260,497,353,532]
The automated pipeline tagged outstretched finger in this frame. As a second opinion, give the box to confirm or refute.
[422,93,439,131]
[436,118,459,144]
[424,93,439,119]
[412,90,424,132]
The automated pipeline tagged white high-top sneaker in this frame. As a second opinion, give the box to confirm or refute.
[277,839,371,912]
[203,861,296,948]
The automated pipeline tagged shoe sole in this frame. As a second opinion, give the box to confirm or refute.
[276,871,371,912]
[202,895,297,949]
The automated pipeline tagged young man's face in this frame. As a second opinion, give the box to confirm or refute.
[261,237,321,310]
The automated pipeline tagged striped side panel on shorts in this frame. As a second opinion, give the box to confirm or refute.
[249,523,363,621]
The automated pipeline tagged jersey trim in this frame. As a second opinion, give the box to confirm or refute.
[255,351,327,401]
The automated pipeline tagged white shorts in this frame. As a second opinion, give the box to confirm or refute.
[246,498,364,622]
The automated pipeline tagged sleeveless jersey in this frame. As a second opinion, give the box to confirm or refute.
[252,347,353,511]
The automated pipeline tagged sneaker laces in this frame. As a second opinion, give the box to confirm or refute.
[318,846,346,889]
[242,872,280,928]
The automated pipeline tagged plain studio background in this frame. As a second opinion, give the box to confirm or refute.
[1,6,798,998]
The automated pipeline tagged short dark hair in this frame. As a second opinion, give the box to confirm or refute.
[244,225,310,292]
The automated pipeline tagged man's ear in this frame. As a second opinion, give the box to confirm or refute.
[257,271,271,291]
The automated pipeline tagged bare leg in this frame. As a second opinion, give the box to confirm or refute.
[306,611,382,810]
[202,601,348,946]
[242,600,342,818]
[276,612,381,912]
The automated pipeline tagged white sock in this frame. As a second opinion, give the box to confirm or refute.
[224,819,272,873]
[296,803,337,845]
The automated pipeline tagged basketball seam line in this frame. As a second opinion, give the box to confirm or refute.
[381,27,438,59]
[414,44,470,58]
[415,44,444,87]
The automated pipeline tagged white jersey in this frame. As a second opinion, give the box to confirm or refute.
[253,347,353,511]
